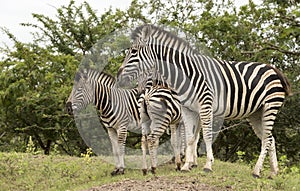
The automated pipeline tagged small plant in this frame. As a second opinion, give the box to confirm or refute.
[236,150,246,163]
[81,148,93,163]
[51,143,60,155]
[25,136,35,154]
[278,155,289,174]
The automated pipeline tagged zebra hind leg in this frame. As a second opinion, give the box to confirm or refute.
[141,120,151,175]
[141,135,148,175]
[268,136,279,179]
[148,135,159,175]
[171,124,182,171]
[248,103,280,178]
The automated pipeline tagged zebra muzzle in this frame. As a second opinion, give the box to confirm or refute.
[66,101,73,115]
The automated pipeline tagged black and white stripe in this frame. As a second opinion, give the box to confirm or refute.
[117,24,291,177]
[67,68,187,175]
[66,68,139,176]
[138,77,184,174]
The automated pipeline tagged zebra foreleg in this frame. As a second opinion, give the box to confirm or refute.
[181,135,197,171]
[108,128,126,176]
[202,127,214,172]
[180,108,200,171]
[107,128,122,176]
[202,110,214,172]
[117,126,127,175]
[192,131,200,168]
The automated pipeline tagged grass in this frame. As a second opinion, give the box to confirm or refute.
[0,152,299,191]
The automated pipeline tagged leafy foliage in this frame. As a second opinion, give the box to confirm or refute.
[0,0,299,167]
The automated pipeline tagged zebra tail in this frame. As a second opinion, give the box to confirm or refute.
[267,65,293,96]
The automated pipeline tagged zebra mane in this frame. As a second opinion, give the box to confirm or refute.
[131,24,196,54]
[137,72,171,93]
[75,68,116,87]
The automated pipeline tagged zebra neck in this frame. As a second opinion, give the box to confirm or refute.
[152,51,204,107]
[95,84,112,116]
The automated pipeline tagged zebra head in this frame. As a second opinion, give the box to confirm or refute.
[117,25,157,89]
[66,69,96,114]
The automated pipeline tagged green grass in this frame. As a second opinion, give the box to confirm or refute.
[0,152,299,191]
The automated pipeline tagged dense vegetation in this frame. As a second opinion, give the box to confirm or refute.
[0,0,299,172]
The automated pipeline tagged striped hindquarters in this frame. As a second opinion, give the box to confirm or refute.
[139,85,182,137]
[217,61,290,119]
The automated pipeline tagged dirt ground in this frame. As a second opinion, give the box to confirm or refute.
[84,175,232,191]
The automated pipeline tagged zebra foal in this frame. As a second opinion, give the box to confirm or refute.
[138,76,185,175]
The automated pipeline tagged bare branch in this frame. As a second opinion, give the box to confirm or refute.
[242,43,300,56]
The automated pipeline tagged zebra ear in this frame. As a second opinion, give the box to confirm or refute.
[83,68,88,74]
[82,69,88,80]
[75,72,81,82]
[141,25,152,44]
[75,69,88,82]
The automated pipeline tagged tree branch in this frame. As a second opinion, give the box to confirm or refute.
[242,43,300,56]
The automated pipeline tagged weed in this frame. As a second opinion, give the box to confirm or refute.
[236,150,246,163]
[80,147,93,163]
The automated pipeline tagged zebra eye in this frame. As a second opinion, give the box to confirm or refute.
[124,49,129,54]
[131,48,138,54]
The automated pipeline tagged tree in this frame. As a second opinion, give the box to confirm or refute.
[0,0,144,155]
[0,0,299,164]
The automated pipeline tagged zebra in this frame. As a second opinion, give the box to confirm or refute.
[138,75,185,175]
[66,68,140,176]
[116,24,292,178]
[66,68,186,175]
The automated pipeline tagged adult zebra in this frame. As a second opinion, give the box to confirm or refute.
[138,76,185,175]
[117,24,292,178]
[66,68,186,175]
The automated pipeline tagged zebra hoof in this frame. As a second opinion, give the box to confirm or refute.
[151,167,156,175]
[119,168,125,175]
[111,168,125,176]
[176,164,181,171]
[191,164,198,168]
[180,166,191,172]
[203,168,212,173]
[142,169,147,176]
[267,175,274,180]
[111,168,119,176]
[268,171,278,179]
[252,173,260,178]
